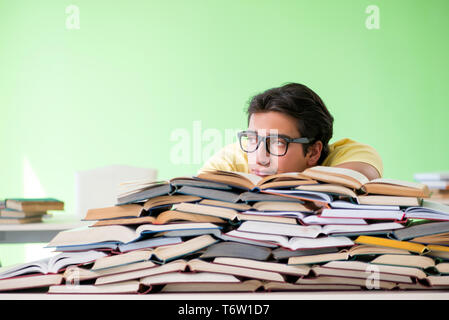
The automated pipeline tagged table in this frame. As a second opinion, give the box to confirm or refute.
[0,215,91,243]
[1,290,449,299]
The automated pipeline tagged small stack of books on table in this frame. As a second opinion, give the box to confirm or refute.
[1,167,449,294]
[0,198,64,224]
[414,172,449,205]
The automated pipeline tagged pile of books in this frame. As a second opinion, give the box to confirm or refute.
[414,172,449,205]
[0,198,64,224]
[2,167,449,293]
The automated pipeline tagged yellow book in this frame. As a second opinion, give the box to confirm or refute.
[354,235,429,255]
[427,244,449,253]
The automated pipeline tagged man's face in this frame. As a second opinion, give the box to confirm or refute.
[247,111,312,177]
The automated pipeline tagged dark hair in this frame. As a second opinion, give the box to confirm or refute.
[246,83,334,164]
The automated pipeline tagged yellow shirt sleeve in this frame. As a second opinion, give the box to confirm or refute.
[199,138,383,177]
[321,138,383,177]
[198,142,249,174]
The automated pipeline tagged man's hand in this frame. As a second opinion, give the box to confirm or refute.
[334,161,381,181]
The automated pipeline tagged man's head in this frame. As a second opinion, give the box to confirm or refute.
[242,83,334,176]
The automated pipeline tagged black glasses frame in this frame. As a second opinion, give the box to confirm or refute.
[237,130,312,156]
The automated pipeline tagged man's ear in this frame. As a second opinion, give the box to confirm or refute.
[305,141,323,166]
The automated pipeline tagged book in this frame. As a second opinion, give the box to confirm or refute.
[91,250,156,270]
[295,184,358,199]
[175,185,241,203]
[311,264,413,284]
[329,200,400,211]
[404,200,449,220]
[90,211,227,227]
[161,279,263,293]
[287,244,411,265]
[212,257,310,277]
[0,208,48,218]
[199,242,273,261]
[261,189,334,205]
[84,204,144,221]
[300,166,370,190]
[4,198,64,212]
[140,271,242,286]
[320,208,405,220]
[272,247,340,260]
[62,261,158,282]
[414,172,449,181]
[263,281,363,291]
[390,221,449,241]
[48,280,143,294]
[196,170,314,191]
[94,258,286,285]
[222,230,354,250]
[356,195,421,207]
[198,199,252,211]
[362,178,430,198]
[369,254,435,270]
[142,194,202,211]
[354,235,430,254]
[103,235,218,264]
[300,166,430,197]
[250,201,314,213]
[116,182,173,205]
[236,220,403,238]
[292,276,397,290]
[316,260,428,281]
[419,181,449,190]
[46,223,221,249]
[238,191,307,203]
[0,250,107,279]
[171,202,297,225]
[0,274,63,292]
[0,216,45,224]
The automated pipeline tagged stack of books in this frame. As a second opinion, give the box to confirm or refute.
[2,167,449,293]
[414,172,449,205]
[0,198,64,224]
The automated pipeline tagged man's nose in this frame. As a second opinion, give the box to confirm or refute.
[256,139,270,166]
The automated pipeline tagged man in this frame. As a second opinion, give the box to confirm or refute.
[199,83,382,180]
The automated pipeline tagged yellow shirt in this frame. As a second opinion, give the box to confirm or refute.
[198,138,383,177]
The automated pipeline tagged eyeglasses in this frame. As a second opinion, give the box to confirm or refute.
[237,130,312,156]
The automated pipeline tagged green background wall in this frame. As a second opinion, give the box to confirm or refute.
[0,0,448,266]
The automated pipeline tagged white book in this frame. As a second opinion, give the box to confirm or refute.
[223,230,354,250]
[320,208,405,220]
[330,200,401,211]
[0,251,107,279]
